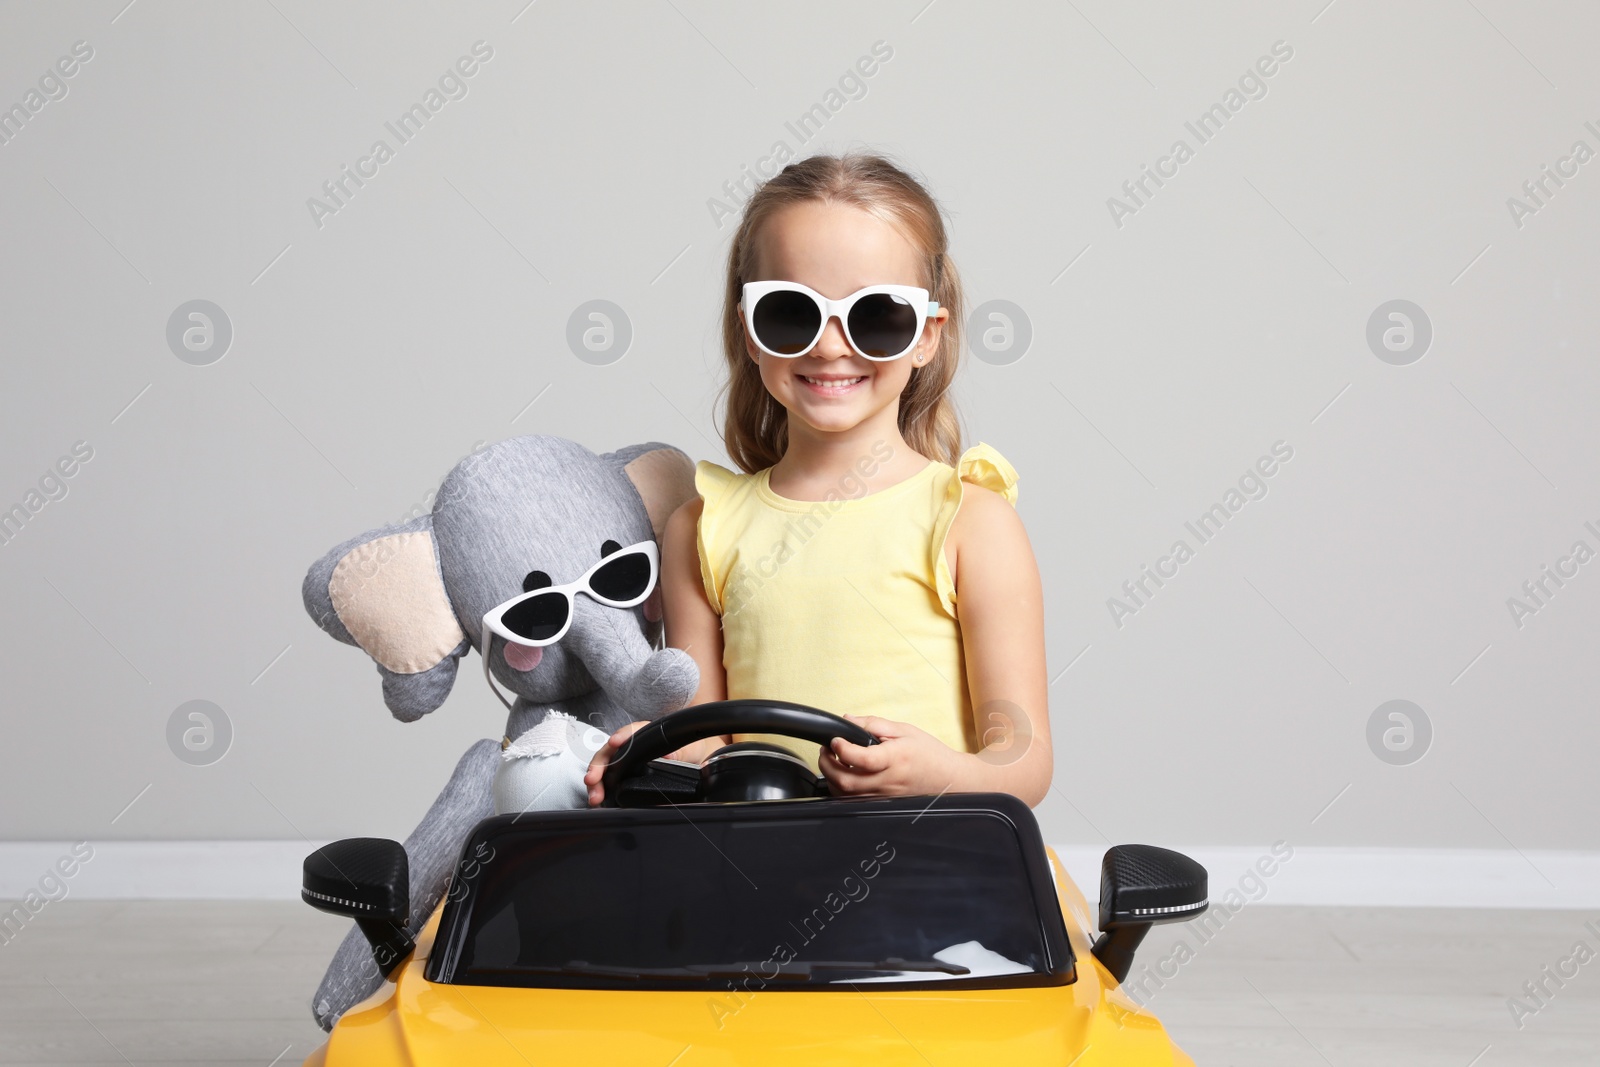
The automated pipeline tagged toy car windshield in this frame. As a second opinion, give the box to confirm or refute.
[427,795,1074,990]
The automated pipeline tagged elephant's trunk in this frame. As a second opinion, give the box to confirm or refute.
[563,596,699,721]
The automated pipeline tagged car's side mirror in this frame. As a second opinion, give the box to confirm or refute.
[1090,844,1208,985]
[303,838,414,978]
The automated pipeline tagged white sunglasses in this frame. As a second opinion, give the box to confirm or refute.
[480,541,659,709]
[740,280,940,362]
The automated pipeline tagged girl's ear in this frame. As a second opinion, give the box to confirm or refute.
[916,307,949,364]
[738,307,763,366]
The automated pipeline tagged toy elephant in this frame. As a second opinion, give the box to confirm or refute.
[301,434,700,1030]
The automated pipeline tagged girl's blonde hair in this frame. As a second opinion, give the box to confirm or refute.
[717,152,965,473]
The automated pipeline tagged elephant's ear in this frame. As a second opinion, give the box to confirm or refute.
[614,442,696,542]
[302,515,471,722]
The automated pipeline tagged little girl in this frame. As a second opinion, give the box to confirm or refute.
[586,152,1052,806]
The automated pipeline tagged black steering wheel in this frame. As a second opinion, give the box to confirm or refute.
[601,699,878,807]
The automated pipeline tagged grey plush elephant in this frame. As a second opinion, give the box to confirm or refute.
[300,434,700,1030]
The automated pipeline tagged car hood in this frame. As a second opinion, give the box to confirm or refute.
[329,978,1093,1065]
[324,974,1191,1066]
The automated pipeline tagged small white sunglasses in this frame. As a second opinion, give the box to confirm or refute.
[740,280,940,362]
[480,541,659,709]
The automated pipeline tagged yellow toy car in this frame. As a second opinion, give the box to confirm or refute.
[300,701,1207,1065]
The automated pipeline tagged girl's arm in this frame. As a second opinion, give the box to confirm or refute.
[820,484,1055,807]
[585,497,729,805]
[944,483,1054,804]
[659,496,730,711]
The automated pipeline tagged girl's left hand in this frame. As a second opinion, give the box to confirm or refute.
[819,715,963,797]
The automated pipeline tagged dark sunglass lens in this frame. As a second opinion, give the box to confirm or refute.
[501,592,567,641]
[590,552,652,602]
[848,293,919,358]
[752,289,821,355]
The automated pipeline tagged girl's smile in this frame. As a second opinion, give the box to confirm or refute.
[796,371,868,395]
[775,350,896,434]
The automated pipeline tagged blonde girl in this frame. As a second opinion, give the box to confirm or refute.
[588,152,1052,806]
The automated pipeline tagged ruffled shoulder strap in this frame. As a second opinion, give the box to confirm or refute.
[694,459,738,504]
[956,442,1019,505]
[932,442,1020,616]
[694,460,741,615]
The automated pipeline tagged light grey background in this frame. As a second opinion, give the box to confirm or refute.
[1,0,1594,858]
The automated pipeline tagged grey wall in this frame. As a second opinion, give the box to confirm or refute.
[1,1,1594,855]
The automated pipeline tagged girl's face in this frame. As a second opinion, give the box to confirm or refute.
[743,200,945,441]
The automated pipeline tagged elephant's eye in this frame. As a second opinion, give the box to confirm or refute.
[522,570,552,593]
[600,540,621,557]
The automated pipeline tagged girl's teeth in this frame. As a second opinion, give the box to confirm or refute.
[802,376,863,387]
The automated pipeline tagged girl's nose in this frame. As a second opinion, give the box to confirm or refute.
[813,314,853,359]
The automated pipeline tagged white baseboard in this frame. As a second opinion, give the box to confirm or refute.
[2,841,1598,908]
[0,841,333,901]
[1050,845,1600,910]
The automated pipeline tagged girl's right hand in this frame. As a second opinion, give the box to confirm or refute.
[584,721,732,806]
[584,721,649,807]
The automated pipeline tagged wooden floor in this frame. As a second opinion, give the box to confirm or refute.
[0,901,1594,1064]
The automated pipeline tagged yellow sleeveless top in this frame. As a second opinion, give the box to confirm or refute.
[694,443,1019,770]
